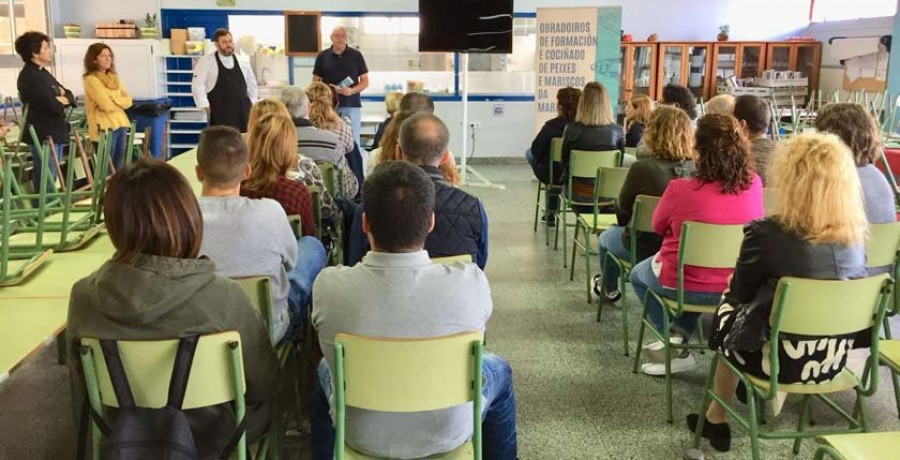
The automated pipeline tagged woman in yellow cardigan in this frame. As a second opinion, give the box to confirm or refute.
[83,43,132,167]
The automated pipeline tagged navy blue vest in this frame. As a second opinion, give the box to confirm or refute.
[421,166,484,262]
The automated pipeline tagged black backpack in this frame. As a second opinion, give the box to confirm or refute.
[83,336,245,460]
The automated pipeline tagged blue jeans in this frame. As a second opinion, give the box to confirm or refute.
[337,106,362,149]
[282,236,327,343]
[630,257,722,340]
[597,226,631,293]
[525,147,534,166]
[30,143,63,195]
[108,127,128,170]
[312,354,518,460]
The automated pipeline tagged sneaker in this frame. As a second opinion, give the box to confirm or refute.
[541,214,556,227]
[592,274,622,302]
[591,275,602,297]
[686,413,731,452]
[642,336,685,363]
[640,352,697,376]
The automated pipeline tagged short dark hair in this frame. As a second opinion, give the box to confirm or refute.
[814,102,881,166]
[400,93,435,114]
[363,161,435,252]
[14,31,49,63]
[399,113,449,165]
[557,87,581,121]
[104,160,203,263]
[662,84,697,120]
[733,95,770,135]
[197,126,248,186]
[213,28,232,42]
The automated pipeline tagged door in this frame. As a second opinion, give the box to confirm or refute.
[739,43,766,78]
[712,43,739,97]
[658,44,684,97]
[766,44,792,71]
[686,44,711,101]
[631,44,656,100]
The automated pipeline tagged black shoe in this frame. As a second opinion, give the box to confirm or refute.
[592,275,603,297]
[541,214,556,227]
[736,381,748,405]
[686,413,731,452]
[603,289,622,303]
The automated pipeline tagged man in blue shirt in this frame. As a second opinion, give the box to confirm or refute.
[313,26,369,148]
[346,113,489,268]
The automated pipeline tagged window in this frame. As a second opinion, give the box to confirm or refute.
[0,0,25,55]
[812,0,897,22]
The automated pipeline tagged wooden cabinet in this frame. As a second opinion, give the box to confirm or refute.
[656,43,712,102]
[710,42,768,91]
[765,42,822,93]
[618,42,658,107]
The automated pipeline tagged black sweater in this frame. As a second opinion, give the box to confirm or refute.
[625,122,645,148]
[18,61,75,145]
[529,115,570,184]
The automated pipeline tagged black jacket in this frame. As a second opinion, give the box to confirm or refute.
[18,61,75,145]
[560,122,624,184]
[721,219,868,351]
[616,158,694,261]
[529,115,570,184]
[371,115,391,150]
[625,122,645,148]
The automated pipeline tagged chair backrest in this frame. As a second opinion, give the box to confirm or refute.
[550,137,563,163]
[569,150,621,181]
[234,276,275,340]
[631,195,660,234]
[334,331,482,412]
[79,331,245,409]
[431,254,473,265]
[679,221,745,269]
[772,275,891,337]
[867,222,900,268]
[763,188,780,217]
[287,214,302,239]
[624,146,637,157]
[596,167,629,201]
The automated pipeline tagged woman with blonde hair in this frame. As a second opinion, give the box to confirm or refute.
[593,105,696,301]
[625,95,652,147]
[704,94,735,116]
[560,81,624,209]
[372,91,402,149]
[241,113,315,237]
[305,81,354,155]
[687,133,869,453]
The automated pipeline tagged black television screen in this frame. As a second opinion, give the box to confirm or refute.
[419,0,514,54]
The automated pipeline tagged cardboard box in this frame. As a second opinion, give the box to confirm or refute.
[170,29,188,55]
[96,22,136,39]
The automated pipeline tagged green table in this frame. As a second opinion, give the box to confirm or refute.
[0,149,200,380]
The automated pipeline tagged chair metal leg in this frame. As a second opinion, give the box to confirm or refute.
[619,271,629,356]
[663,311,674,424]
[584,231,593,304]
[747,382,761,460]
[533,183,542,233]
[554,208,561,250]
[891,365,900,418]
[562,208,569,268]
[569,220,579,280]
[793,394,812,454]
[693,355,719,448]
[633,297,650,373]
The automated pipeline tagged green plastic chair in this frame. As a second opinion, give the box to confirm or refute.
[691,275,893,460]
[571,166,629,303]
[603,194,660,355]
[432,254,474,265]
[555,149,622,269]
[78,331,250,460]
[0,150,53,286]
[763,188,780,217]
[814,432,900,459]
[867,222,900,418]
[287,214,302,240]
[316,161,346,199]
[632,221,745,423]
[533,137,563,246]
[332,331,484,460]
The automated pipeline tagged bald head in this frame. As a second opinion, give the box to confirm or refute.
[399,112,450,166]
[330,26,348,49]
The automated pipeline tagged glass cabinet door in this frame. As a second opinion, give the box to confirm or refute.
[632,45,655,99]
[795,44,817,77]
[713,44,738,88]
[618,45,628,107]
[768,45,791,71]
[660,45,684,95]
[740,44,765,78]
[686,45,710,100]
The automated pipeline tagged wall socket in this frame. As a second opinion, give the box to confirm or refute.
[469,121,481,129]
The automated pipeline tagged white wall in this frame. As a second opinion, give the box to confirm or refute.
[51,0,160,37]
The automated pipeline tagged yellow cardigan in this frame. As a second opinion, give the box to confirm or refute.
[83,72,133,141]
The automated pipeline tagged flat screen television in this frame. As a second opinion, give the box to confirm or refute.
[418,0,514,54]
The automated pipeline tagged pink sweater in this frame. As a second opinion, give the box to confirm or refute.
[652,175,764,292]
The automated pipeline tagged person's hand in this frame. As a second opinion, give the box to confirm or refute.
[56,96,70,106]
[337,86,353,97]
[121,89,130,98]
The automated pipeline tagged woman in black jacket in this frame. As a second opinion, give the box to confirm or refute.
[625,95,651,148]
[15,31,75,193]
[686,133,869,453]
[560,82,624,212]
[527,87,581,224]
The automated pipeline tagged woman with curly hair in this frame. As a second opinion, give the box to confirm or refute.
[631,114,763,376]
[593,105,696,302]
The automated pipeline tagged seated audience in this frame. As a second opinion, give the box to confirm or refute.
[241,113,316,237]
[372,90,402,149]
[307,81,364,192]
[366,110,416,177]
[348,113,488,268]
[560,81,624,211]
[527,87,582,224]
[195,126,326,344]
[814,103,896,227]
[312,161,516,459]
[625,95,652,148]
[733,95,775,184]
[281,86,359,201]
[593,105,696,302]
[636,84,698,159]
[67,159,280,454]
[687,133,869,452]
[631,114,763,376]
[704,94,735,116]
